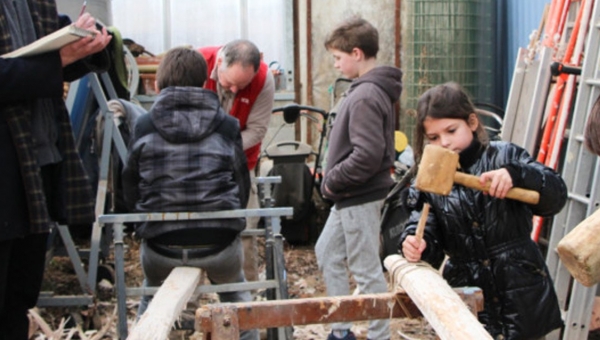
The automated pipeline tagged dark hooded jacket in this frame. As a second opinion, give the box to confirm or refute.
[400,140,567,339]
[122,86,250,244]
[322,66,402,208]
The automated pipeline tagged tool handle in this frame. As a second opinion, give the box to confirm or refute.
[454,172,540,205]
[415,203,430,243]
[550,61,581,76]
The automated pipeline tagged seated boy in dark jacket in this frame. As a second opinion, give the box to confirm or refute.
[122,47,257,340]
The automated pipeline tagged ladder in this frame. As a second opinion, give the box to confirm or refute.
[545,0,600,338]
[501,45,553,155]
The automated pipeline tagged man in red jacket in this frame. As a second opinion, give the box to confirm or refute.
[199,40,275,283]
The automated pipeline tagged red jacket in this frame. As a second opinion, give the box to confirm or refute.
[199,46,268,170]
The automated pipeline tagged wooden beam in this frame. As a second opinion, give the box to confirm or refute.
[128,266,202,340]
[197,288,483,339]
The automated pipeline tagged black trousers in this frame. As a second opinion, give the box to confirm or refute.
[0,233,48,340]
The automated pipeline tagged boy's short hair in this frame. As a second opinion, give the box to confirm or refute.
[324,16,379,58]
[156,47,207,90]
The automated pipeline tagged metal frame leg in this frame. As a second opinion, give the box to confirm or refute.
[113,222,128,339]
[57,224,91,295]
[273,234,292,339]
[95,190,293,339]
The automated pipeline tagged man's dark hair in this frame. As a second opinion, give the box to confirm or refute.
[324,16,379,58]
[220,39,261,72]
[156,47,207,90]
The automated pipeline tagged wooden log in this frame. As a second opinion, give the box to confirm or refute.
[557,208,600,287]
[128,266,202,340]
[384,254,492,340]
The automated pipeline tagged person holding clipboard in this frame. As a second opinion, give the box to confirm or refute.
[0,1,111,338]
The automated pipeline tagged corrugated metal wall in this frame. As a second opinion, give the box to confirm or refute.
[501,0,549,106]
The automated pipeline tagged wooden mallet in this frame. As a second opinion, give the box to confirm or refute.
[415,144,540,205]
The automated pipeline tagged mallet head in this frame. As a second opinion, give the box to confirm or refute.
[415,144,459,196]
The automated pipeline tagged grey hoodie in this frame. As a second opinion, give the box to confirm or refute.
[322,66,403,208]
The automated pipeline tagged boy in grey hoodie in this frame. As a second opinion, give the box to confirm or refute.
[315,16,402,340]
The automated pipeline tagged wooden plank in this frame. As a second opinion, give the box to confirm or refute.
[502,47,528,142]
[198,293,415,333]
[197,288,482,335]
[128,267,202,340]
[513,46,553,154]
[384,255,493,340]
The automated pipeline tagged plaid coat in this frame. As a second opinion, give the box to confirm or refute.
[0,0,100,235]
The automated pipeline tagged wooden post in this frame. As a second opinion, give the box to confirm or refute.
[384,254,492,340]
[128,266,202,340]
[557,208,600,286]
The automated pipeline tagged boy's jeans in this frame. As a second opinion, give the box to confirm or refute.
[316,199,390,340]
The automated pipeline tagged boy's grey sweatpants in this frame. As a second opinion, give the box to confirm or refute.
[315,199,390,340]
[138,236,259,340]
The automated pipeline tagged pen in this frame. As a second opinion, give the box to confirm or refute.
[79,1,87,17]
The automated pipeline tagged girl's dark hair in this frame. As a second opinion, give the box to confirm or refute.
[584,95,600,156]
[156,47,207,90]
[324,16,379,58]
[413,82,489,163]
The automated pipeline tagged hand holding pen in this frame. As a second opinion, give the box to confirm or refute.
[60,4,112,67]
[79,1,87,17]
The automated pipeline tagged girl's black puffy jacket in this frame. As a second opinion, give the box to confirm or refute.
[400,140,567,340]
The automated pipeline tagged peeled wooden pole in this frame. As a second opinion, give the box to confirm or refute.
[557,208,600,287]
[128,267,202,340]
[384,254,492,340]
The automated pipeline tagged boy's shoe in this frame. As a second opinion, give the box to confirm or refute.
[326,330,356,340]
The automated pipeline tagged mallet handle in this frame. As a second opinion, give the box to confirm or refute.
[415,203,430,243]
[454,172,540,205]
